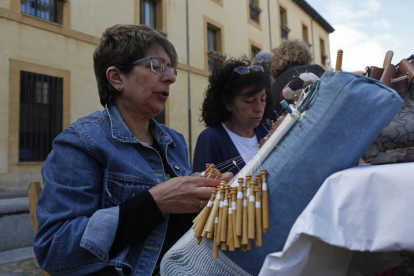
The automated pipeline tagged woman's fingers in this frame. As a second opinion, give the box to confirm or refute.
[219,172,233,182]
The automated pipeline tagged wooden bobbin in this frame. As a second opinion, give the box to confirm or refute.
[236,178,244,236]
[254,186,262,247]
[335,49,343,72]
[231,187,240,248]
[220,186,229,243]
[227,193,235,251]
[248,180,256,240]
[195,190,216,238]
[261,169,269,231]
[241,186,249,246]
[205,182,224,235]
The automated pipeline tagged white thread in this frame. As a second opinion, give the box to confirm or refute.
[256,202,261,208]
[243,199,247,207]
[262,182,268,190]
[219,202,223,208]
[249,195,255,202]
[232,202,236,210]
[224,199,229,206]
[237,192,243,198]
[207,200,213,207]
[215,216,218,223]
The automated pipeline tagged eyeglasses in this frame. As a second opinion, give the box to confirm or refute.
[233,65,264,74]
[130,57,177,76]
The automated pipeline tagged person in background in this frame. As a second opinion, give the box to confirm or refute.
[253,51,275,85]
[193,57,273,176]
[271,39,325,115]
[33,24,231,275]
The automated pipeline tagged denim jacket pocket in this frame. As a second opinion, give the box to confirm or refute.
[105,172,160,207]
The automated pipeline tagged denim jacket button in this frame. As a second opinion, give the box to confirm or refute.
[174,165,180,170]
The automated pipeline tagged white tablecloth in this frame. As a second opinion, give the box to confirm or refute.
[259,162,414,276]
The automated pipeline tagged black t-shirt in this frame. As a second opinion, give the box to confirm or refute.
[110,140,196,267]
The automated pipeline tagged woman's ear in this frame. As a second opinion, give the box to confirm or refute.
[106,66,124,91]
[225,102,232,112]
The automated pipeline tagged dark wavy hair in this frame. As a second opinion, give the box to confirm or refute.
[93,24,178,107]
[200,57,273,127]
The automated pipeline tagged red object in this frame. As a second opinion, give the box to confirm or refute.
[375,267,394,276]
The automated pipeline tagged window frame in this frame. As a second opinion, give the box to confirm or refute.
[11,0,70,28]
[211,0,223,6]
[9,59,71,173]
[249,39,262,60]
[140,0,157,29]
[135,0,169,125]
[247,0,261,29]
[320,37,327,68]
[302,23,309,44]
[279,5,290,40]
[135,0,166,31]
[203,16,225,72]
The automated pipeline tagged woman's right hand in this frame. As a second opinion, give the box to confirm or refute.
[149,172,233,214]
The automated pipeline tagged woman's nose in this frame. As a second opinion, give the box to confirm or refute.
[161,68,177,84]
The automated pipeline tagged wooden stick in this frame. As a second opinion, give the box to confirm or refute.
[254,187,262,247]
[241,186,249,245]
[213,214,219,259]
[248,180,256,240]
[220,186,229,243]
[227,193,235,251]
[216,186,225,245]
[335,49,343,72]
[261,169,269,231]
[205,182,224,234]
[236,177,244,236]
[231,187,241,248]
[195,191,216,238]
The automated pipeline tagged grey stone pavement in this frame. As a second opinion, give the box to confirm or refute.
[0,190,43,275]
[0,246,43,275]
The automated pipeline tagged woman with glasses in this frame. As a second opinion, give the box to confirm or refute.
[33,24,231,275]
[193,57,273,176]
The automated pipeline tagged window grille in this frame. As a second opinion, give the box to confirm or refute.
[207,27,222,71]
[320,38,327,66]
[20,0,62,24]
[141,0,156,29]
[249,0,260,23]
[19,71,63,162]
[280,7,289,40]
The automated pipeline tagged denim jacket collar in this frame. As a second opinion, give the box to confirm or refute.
[106,104,175,147]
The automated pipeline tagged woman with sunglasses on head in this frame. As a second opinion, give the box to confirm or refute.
[33,24,232,276]
[193,57,273,176]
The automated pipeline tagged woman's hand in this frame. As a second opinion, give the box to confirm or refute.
[149,172,233,214]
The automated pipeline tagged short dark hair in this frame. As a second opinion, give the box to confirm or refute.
[200,56,272,127]
[93,24,178,106]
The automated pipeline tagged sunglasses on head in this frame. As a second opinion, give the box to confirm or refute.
[233,65,264,74]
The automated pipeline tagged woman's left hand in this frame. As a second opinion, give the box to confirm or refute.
[149,172,233,214]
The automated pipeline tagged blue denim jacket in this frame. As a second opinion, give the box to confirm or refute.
[33,105,192,275]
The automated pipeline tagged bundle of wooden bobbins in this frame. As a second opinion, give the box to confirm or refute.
[192,164,269,259]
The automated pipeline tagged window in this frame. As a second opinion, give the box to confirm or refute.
[204,16,224,72]
[280,6,290,40]
[9,59,70,172]
[251,45,261,60]
[140,0,156,29]
[207,26,224,71]
[19,71,63,162]
[302,24,309,44]
[249,0,261,24]
[320,38,327,66]
[20,0,63,24]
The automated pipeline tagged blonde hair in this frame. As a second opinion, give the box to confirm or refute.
[271,39,312,79]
